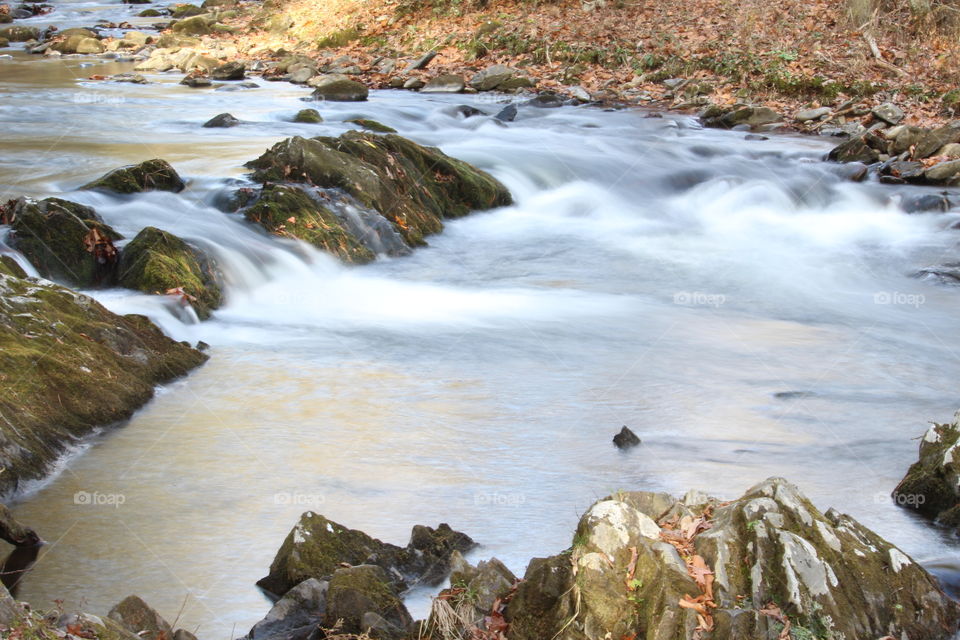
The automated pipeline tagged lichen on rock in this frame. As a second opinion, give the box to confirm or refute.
[894,412,960,528]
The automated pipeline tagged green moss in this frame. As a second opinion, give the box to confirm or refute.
[118,227,223,319]
[0,255,27,278]
[293,108,323,123]
[243,185,375,264]
[9,197,122,288]
[345,118,397,133]
[81,159,185,194]
[171,3,204,17]
[0,274,206,495]
[316,27,360,49]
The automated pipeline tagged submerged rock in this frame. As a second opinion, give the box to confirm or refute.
[6,197,122,288]
[245,132,512,248]
[504,477,959,640]
[242,184,375,264]
[0,272,206,494]
[81,159,185,194]
[118,226,223,320]
[894,413,960,529]
[256,511,475,597]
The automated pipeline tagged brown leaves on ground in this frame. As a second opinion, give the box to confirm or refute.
[759,602,792,640]
[659,505,716,633]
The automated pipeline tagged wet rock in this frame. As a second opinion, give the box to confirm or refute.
[0,504,40,547]
[568,85,591,102]
[612,425,640,449]
[211,60,245,80]
[794,106,831,122]
[913,122,960,159]
[108,595,173,640]
[245,132,512,248]
[137,8,162,16]
[422,74,464,93]
[310,75,368,102]
[242,184,375,264]
[453,105,485,118]
[0,25,39,41]
[203,112,240,128]
[293,108,322,123]
[118,226,223,320]
[894,413,960,529]
[494,103,517,122]
[527,93,564,108]
[872,102,905,125]
[469,64,515,91]
[81,158,185,193]
[915,262,960,284]
[256,511,475,597]
[247,578,328,640]
[0,256,27,279]
[346,118,396,133]
[505,477,960,640]
[181,75,212,88]
[7,197,121,288]
[719,105,782,128]
[903,192,953,213]
[401,77,424,90]
[826,135,879,164]
[406,50,436,71]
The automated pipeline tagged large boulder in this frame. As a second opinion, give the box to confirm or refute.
[6,197,122,288]
[504,478,960,640]
[913,122,960,159]
[108,595,173,640]
[324,565,411,638]
[81,159,186,194]
[701,105,782,129]
[257,511,475,598]
[241,184,375,264]
[245,132,512,247]
[0,273,206,495]
[894,412,960,529]
[118,227,223,320]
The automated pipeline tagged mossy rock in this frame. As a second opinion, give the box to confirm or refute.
[0,273,206,495]
[0,256,26,279]
[170,15,214,36]
[81,159,185,194]
[257,512,403,597]
[118,227,222,320]
[0,26,39,41]
[293,108,323,123]
[310,76,368,102]
[346,118,396,133]
[0,38,9,49]
[324,565,412,636]
[108,595,173,640]
[315,27,360,49]
[137,9,163,16]
[894,416,960,527]
[245,132,512,247]
[243,184,375,264]
[8,197,122,288]
[170,3,204,17]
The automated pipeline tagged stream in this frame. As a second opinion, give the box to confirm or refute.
[2,1,960,637]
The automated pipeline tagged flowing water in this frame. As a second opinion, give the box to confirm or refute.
[3,2,960,637]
